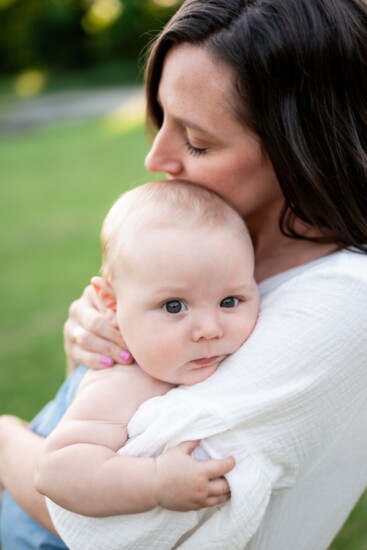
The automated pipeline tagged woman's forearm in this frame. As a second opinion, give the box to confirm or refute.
[0,416,57,534]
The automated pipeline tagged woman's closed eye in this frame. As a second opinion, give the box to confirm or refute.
[162,299,187,314]
[184,140,207,157]
[220,296,240,308]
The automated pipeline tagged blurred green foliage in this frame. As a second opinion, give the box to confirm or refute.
[0,0,183,75]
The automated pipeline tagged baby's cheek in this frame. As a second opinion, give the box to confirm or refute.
[150,343,180,377]
[131,335,170,373]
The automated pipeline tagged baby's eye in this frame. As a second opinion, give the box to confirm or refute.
[162,300,187,314]
[220,296,240,308]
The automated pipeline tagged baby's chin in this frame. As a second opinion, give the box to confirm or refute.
[175,360,223,386]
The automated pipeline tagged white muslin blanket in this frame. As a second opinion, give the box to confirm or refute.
[47,250,367,549]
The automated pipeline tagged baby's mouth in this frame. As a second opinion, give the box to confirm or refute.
[192,356,220,367]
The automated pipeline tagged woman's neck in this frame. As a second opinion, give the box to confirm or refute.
[247,204,339,283]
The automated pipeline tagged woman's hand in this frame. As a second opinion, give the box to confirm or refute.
[64,277,133,372]
[154,441,235,511]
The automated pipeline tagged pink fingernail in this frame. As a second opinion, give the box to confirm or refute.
[101,356,114,368]
[120,350,132,362]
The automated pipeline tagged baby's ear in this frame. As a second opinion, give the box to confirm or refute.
[91,277,117,312]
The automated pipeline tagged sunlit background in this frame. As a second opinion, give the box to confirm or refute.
[0,0,182,98]
[0,0,183,411]
[0,1,365,548]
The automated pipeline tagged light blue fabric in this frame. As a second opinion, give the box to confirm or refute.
[0,365,87,550]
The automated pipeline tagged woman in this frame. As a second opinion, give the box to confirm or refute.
[1,0,366,548]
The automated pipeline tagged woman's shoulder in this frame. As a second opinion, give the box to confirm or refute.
[252,247,367,356]
[328,247,367,278]
[259,248,367,298]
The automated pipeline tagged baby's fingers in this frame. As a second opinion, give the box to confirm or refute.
[196,478,232,509]
[205,493,231,508]
[208,477,231,497]
[206,456,235,479]
[178,440,201,455]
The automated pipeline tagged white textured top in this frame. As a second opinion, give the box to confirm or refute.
[48,249,367,550]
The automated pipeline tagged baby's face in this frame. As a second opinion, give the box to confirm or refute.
[114,225,259,385]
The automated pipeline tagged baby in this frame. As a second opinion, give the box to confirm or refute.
[35,180,259,521]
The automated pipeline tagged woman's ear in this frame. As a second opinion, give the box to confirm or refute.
[91,276,117,312]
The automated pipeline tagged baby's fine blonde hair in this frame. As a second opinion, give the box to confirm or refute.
[101,180,252,283]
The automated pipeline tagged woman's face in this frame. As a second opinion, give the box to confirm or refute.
[145,43,282,225]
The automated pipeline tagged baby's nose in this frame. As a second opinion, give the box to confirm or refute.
[192,314,223,342]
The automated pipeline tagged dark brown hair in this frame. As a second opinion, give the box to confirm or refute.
[145,0,367,251]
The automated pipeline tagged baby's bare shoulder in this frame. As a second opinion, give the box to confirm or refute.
[78,364,173,401]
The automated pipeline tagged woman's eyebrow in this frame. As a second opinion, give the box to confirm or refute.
[173,116,217,139]
[157,91,217,138]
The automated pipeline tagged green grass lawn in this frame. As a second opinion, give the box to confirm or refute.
[0,115,152,416]
[0,115,365,549]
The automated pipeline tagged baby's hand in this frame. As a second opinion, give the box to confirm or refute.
[153,441,235,511]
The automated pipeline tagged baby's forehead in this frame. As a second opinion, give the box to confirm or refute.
[123,221,253,268]
[130,217,247,242]
[120,220,256,292]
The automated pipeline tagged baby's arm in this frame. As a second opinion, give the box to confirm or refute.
[35,366,234,517]
[36,365,169,515]
[0,415,57,532]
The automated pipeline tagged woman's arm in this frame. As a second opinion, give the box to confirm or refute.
[0,415,57,534]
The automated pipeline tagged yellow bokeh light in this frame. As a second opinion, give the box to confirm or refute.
[103,93,146,135]
[0,0,16,8]
[151,0,181,7]
[14,70,47,98]
[82,0,124,34]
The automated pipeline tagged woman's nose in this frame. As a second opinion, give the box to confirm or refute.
[192,315,224,342]
[144,128,183,176]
